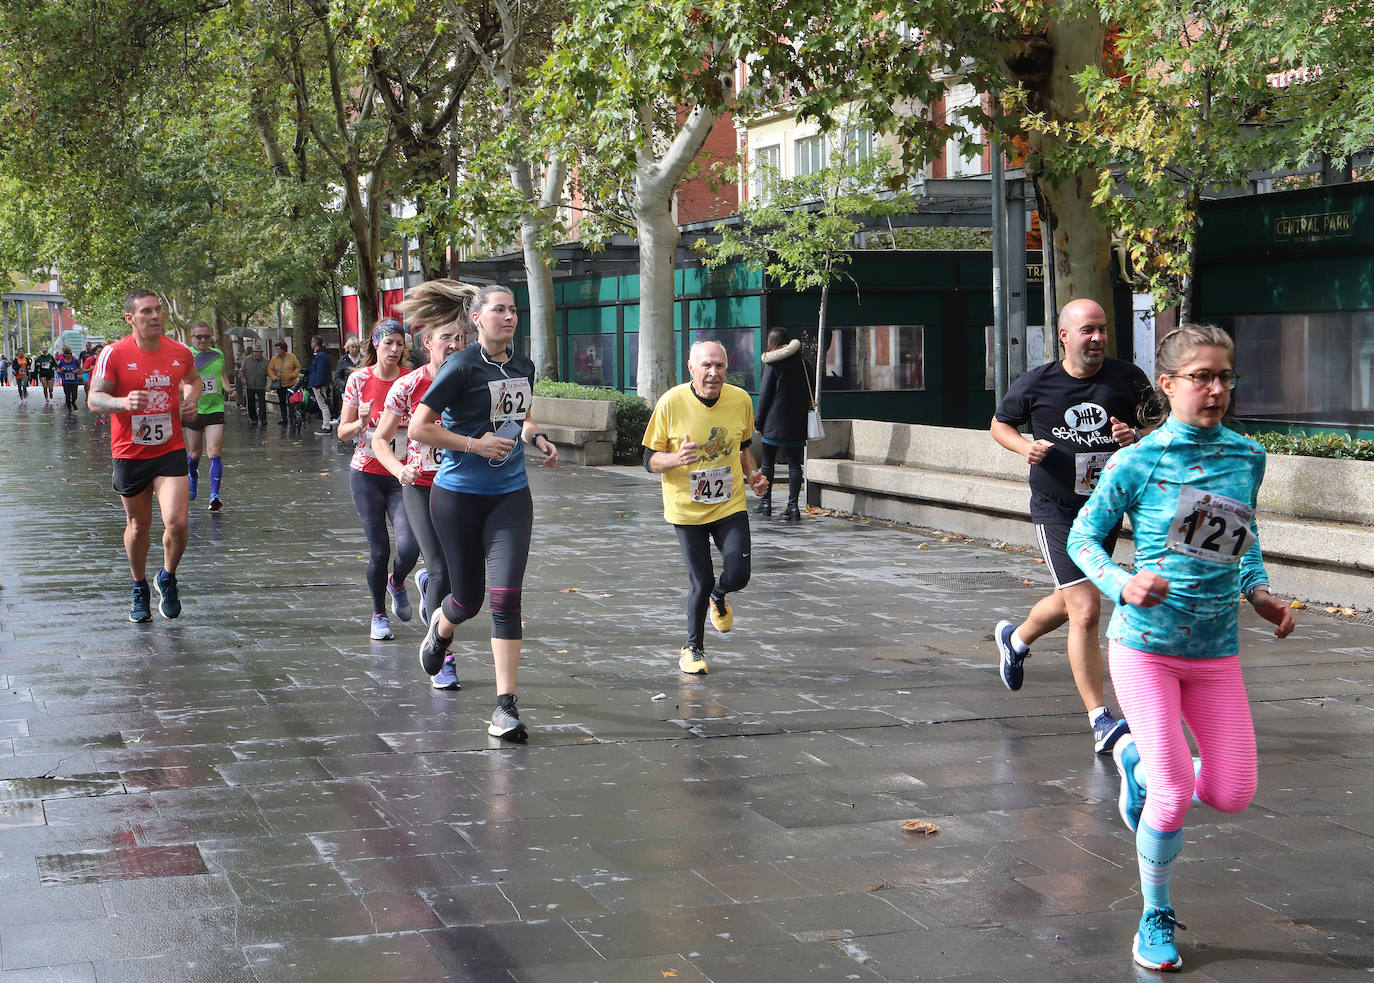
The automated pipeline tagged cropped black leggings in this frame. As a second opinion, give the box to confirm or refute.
[401,483,448,621]
[349,468,420,616]
[430,484,533,641]
[760,444,804,505]
[674,510,751,649]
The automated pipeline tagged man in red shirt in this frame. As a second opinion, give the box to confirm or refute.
[89,290,201,622]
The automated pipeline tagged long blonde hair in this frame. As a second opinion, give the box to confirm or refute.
[395,279,514,341]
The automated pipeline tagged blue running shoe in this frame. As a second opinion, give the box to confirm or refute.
[1113,734,1146,832]
[431,656,460,690]
[153,569,181,619]
[1133,906,1186,971]
[388,576,413,622]
[1093,707,1130,754]
[370,614,394,640]
[995,619,1026,691]
[130,582,152,623]
[415,569,430,626]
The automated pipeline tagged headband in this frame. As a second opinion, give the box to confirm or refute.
[373,318,405,347]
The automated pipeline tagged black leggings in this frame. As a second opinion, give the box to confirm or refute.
[62,381,81,410]
[430,484,533,641]
[674,510,751,649]
[349,468,421,615]
[760,444,804,505]
[401,483,449,620]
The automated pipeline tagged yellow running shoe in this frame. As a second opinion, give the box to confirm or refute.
[678,646,709,674]
[708,593,733,633]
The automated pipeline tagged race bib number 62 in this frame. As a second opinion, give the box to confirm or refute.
[1166,486,1256,564]
[489,378,531,423]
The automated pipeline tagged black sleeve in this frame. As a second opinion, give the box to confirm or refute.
[740,438,752,450]
[992,370,1033,426]
[755,364,777,431]
[642,446,656,473]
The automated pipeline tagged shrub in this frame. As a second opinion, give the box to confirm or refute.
[1245,430,1374,461]
[535,380,652,463]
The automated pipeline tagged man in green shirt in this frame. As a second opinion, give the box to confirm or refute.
[185,322,235,510]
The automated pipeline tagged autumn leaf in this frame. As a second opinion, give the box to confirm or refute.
[1021,579,1035,586]
[901,819,939,835]
[561,587,580,593]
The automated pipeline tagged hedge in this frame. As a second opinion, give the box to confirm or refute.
[534,380,651,463]
[1245,430,1374,461]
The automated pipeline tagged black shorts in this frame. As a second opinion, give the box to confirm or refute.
[112,449,189,498]
[1035,521,1121,590]
[184,411,225,431]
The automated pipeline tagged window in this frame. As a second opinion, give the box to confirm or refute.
[794,135,826,178]
[822,325,925,391]
[946,127,983,177]
[1214,312,1374,426]
[843,127,873,167]
[752,144,781,201]
[690,328,757,392]
[569,335,617,389]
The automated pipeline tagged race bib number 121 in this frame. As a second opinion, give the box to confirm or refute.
[1166,486,1256,564]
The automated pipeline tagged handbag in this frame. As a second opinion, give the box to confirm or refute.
[802,360,824,441]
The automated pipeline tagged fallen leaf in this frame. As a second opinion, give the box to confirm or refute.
[63,477,72,482]
[865,882,893,891]
[651,692,667,701]
[560,587,580,593]
[1033,558,1045,564]
[901,819,940,835]
[1290,600,1306,609]
[663,972,678,978]
[557,649,568,654]
[599,593,614,598]
[319,471,331,476]
[1021,579,1035,586]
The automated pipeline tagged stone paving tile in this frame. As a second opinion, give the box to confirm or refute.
[0,404,1371,979]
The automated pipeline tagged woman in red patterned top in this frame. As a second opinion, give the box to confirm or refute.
[372,285,468,686]
[337,319,421,640]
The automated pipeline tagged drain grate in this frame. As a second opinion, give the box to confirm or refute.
[900,570,1036,592]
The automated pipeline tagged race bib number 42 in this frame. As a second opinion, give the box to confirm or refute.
[689,466,732,505]
[489,378,531,423]
[1166,486,1256,564]
[132,413,172,446]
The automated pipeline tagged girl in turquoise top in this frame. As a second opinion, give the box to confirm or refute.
[1067,324,1294,973]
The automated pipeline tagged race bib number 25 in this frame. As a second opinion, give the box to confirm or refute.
[1166,486,1256,564]
[132,413,172,446]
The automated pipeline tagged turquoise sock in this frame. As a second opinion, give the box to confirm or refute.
[1137,821,1183,911]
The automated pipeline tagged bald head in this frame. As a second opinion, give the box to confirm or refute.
[688,340,728,400]
[1058,298,1108,377]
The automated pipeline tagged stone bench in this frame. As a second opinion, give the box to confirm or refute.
[530,396,617,466]
[806,419,1374,607]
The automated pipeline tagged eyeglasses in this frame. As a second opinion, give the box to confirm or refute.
[1168,370,1240,390]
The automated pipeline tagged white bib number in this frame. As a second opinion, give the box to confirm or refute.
[417,442,443,472]
[132,413,172,446]
[360,426,402,461]
[1074,451,1114,496]
[689,466,733,505]
[201,377,217,395]
[488,378,531,424]
[1166,486,1256,565]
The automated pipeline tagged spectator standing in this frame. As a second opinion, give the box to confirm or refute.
[241,343,269,425]
[0,353,9,387]
[754,328,811,521]
[332,338,361,426]
[307,335,333,433]
[266,341,300,427]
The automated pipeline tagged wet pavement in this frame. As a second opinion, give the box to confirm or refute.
[0,391,1370,982]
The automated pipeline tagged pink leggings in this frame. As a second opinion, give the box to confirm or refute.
[1108,642,1257,833]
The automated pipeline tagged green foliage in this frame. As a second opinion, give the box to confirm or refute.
[534,378,651,462]
[696,142,917,293]
[1246,431,1374,462]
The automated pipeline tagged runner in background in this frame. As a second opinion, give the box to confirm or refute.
[88,290,201,621]
[185,322,235,511]
[338,319,419,640]
[372,288,466,688]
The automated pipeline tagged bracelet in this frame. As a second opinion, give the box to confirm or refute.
[465,435,473,453]
[528,432,549,447]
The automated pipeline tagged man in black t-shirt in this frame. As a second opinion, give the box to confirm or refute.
[990,298,1154,754]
